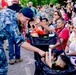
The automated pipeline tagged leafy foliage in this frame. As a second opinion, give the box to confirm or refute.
[19,0,71,6]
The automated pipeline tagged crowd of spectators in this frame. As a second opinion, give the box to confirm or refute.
[0,0,76,74]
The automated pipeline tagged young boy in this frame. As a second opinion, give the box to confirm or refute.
[45,52,69,70]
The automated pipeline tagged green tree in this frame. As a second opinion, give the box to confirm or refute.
[20,0,64,6]
[19,0,28,6]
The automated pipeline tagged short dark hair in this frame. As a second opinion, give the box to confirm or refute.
[27,18,35,28]
[60,55,69,64]
[60,55,69,69]
[52,55,69,70]
[29,18,34,22]
[41,18,48,22]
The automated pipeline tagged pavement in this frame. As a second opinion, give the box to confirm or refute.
[4,42,35,75]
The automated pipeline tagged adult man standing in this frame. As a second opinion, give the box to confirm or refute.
[7,0,23,65]
[0,7,45,75]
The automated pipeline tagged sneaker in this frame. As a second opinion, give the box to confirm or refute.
[9,59,15,65]
[15,58,23,63]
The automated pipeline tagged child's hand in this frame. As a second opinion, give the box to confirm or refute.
[45,51,52,68]
[46,52,49,56]
[45,52,49,62]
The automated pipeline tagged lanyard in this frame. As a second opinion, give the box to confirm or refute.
[57,27,65,34]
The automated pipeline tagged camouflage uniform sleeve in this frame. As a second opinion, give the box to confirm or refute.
[13,25,26,45]
[0,8,26,45]
[6,9,26,46]
[9,13,26,46]
[0,8,12,40]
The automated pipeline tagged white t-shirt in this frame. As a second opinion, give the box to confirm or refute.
[69,32,76,42]
[69,40,76,53]
[72,17,76,26]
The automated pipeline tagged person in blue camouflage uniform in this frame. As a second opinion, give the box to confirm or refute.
[0,7,45,75]
[7,0,23,64]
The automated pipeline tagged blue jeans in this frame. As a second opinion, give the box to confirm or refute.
[8,36,20,60]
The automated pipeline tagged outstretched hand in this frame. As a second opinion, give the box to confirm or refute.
[38,50,46,57]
